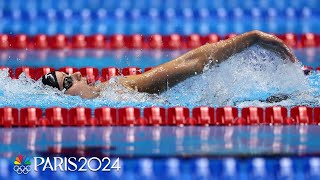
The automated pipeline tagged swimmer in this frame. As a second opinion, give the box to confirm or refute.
[42,30,297,100]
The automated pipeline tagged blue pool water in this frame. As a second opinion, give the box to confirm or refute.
[2,126,320,157]
[1,126,320,179]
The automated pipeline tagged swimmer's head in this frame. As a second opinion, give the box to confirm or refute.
[42,71,100,99]
[42,71,60,90]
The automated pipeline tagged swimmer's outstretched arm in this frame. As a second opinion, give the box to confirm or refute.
[117,30,297,94]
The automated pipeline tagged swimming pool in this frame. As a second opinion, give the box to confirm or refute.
[1,43,320,179]
[1,0,320,179]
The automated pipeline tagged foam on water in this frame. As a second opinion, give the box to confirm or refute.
[160,45,319,108]
[0,45,319,109]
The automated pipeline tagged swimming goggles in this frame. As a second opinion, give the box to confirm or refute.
[62,75,73,92]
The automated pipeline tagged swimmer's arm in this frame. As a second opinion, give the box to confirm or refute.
[118,30,297,94]
[195,30,297,64]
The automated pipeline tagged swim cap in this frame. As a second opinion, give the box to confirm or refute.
[42,71,60,90]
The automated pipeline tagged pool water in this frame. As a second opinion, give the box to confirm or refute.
[1,45,320,180]
[2,126,320,157]
[0,46,319,109]
[1,126,320,179]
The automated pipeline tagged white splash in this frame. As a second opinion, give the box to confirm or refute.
[161,45,316,107]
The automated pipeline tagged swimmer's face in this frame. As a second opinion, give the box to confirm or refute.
[55,71,100,99]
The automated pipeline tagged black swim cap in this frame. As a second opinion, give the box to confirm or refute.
[42,71,60,90]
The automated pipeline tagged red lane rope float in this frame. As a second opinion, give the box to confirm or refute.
[241,107,264,125]
[15,66,35,79]
[163,34,185,49]
[109,34,126,49]
[49,34,68,49]
[118,107,145,126]
[314,107,320,125]
[186,34,203,49]
[291,106,313,125]
[69,107,92,126]
[0,107,18,127]
[71,34,87,49]
[1,106,320,127]
[301,33,320,48]
[216,106,238,126]
[33,34,49,49]
[45,107,69,126]
[101,67,120,82]
[167,106,191,126]
[265,106,290,125]
[0,34,10,49]
[0,33,318,50]
[11,34,30,49]
[19,107,42,127]
[148,34,164,49]
[94,107,117,126]
[277,33,299,48]
[79,67,99,84]
[125,34,146,49]
[192,106,215,126]
[59,67,79,74]
[144,106,166,126]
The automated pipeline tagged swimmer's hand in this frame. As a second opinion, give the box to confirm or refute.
[255,31,298,63]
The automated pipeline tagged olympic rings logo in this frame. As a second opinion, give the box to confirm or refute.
[13,165,31,174]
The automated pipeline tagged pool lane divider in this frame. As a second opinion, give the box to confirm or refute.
[0,33,319,50]
[0,106,319,127]
[0,65,315,80]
